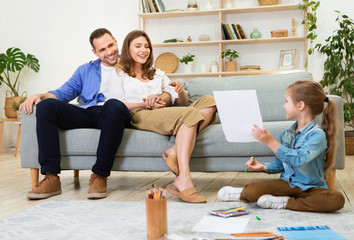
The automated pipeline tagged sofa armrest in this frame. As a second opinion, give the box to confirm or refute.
[328,95,345,170]
[21,106,40,168]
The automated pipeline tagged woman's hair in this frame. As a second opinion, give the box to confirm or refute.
[118,30,156,80]
[287,80,337,181]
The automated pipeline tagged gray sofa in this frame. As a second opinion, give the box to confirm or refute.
[21,71,345,189]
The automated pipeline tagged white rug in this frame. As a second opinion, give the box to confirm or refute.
[0,201,353,240]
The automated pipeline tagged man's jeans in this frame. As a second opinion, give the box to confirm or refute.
[36,98,131,177]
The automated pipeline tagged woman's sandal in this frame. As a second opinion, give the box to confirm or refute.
[168,187,207,203]
[162,154,179,176]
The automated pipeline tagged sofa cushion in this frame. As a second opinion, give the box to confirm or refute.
[187,71,313,122]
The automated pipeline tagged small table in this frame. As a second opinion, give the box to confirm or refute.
[0,118,21,156]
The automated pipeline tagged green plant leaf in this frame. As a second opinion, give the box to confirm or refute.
[5,47,26,72]
[25,54,40,72]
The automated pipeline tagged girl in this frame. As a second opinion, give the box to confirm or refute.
[116,30,217,203]
[218,80,345,212]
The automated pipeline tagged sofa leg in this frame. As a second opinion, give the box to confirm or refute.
[326,169,336,190]
[30,168,39,190]
[73,169,79,177]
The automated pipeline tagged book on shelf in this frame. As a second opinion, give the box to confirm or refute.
[163,38,184,43]
[232,24,241,39]
[156,0,165,12]
[237,24,247,39]
[141,0,146,13]
[225,24,235,40]
[240,65,261,71]
[146,0,156,13]
[151,0,160,12]
[221,23,231,40]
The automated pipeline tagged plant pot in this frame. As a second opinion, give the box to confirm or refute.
[345,131,354,155]
[184,62,194,73]
[225,61,237,72]
[4,96,23,118]
[16,111,22,121]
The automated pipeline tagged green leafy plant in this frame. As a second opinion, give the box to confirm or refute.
[0,47,40,96]
[299,0,320,67]
[221,49,239,62]
[315,11,354,130]
[12,97,27,111]
[178,53,195,64]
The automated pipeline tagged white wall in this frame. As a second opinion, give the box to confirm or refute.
[0,0,353,149]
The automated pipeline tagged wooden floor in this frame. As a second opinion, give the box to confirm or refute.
[0,151,353,220]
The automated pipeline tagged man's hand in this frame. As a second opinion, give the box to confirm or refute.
[245,156,267,172]
[152,99,166,109]
[20,94,43,114]
[19,92,57,114]
[169,81,184,93]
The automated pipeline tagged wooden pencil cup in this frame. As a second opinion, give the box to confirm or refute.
[145,198,167,240]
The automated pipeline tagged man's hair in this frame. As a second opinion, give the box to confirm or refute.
[89,28,114,50]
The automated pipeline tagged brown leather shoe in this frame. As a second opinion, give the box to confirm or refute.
[88,173,107,199]
[168,187,207,203]
[27,174,62,200]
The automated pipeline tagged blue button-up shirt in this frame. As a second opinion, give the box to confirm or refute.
[49,58,104,108]
[265,120,328,190]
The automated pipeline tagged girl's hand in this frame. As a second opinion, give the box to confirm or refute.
[245,156,267,172]
[251,125,274,145]
[251,124,280,153]
[169,81,184,94]
[144,94,160,109]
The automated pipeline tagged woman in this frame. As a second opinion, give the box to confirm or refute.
[116,30,217,203]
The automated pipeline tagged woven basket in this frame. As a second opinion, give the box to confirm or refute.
[4,90,27,118]
[258,0,278,6]
[155,52,178,73]
[345,136,354,155]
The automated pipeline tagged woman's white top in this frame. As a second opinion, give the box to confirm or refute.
[116,69,178,104]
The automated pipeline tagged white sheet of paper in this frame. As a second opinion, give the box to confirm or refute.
[192,215,250,234]
[213,90,263,142]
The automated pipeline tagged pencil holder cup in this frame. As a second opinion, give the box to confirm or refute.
[145,198,167,240]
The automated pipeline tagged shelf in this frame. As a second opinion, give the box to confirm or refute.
[138,4,301,19]
[166,70,306,78]
[153,37,305,47]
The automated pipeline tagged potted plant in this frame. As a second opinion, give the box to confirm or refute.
[178,53,195,73]
[12,97,27,121]
[0,47,40,118]
[315,11,354,155]
[299,0,320,67]
[222,49,239,72]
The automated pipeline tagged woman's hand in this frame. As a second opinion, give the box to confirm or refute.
[144,94,160,109]
[169,81,184,94]
[245,156,267,172]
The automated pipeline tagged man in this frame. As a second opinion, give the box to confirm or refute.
[20,28,132,200]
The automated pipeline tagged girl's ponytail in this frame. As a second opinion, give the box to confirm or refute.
[322,99,338,181]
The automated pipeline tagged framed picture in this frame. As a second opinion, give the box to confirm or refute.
[279,49,297,70]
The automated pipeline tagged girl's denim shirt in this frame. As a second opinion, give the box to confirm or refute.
[265,120,328,190]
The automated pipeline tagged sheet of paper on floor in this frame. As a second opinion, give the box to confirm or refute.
[192,215,250,234]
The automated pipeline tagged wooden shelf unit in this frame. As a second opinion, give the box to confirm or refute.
[138,1,307,78]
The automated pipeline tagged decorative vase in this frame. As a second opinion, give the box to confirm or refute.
[225,61,237,72]
[205,0,213,10]
[187,0,199,11]
[210,61,218,72]
[184,62,194,73]
[250,28,261,39]
[225,0,233,9]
